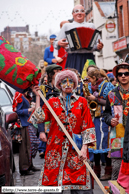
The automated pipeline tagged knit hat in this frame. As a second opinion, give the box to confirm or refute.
[55,70,78,90]
[45,64,62,75]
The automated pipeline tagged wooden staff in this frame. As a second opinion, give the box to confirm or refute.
[38,90,108,194]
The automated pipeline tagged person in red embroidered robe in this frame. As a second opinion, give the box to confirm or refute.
[29,70,96,194]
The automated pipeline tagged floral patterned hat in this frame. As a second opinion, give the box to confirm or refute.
[0,36,41,93]
[55,70,78,90]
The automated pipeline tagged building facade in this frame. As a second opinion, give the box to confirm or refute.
[112,0,129,60]
[11,32,32,53]
[1,25,29,43]
[80,0,114,23]
[73,0,117,69]
[80,0,94,22]
[93,1,118,69]
[1,25,32,52]
[74,0,81,6]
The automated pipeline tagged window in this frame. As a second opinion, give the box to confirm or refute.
[119,5,124,37]
[5,85,15,98]
[0,89,11,106]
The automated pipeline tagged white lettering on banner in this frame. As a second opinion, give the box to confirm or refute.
[113,39,127,51]
[118,40,126,47]
[114,44,117,50]
[1,186,62,193]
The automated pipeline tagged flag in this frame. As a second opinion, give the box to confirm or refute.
[0,36,41,93]
[81,59,96,79]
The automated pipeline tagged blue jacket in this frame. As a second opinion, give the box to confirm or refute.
[16,96,31,127]
[44,46,55,65]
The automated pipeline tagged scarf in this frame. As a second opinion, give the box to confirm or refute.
[50,44,54,52]
[12,92,23,112]
[91,78,104,92]
[66,93,72,116]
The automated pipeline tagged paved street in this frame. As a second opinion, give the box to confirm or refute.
[13,153,109,194]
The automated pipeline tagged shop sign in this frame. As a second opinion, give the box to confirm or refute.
[113,37,127,52]
[105,19,116,33]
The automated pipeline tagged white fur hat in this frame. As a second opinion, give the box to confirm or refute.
[55,70,78,90]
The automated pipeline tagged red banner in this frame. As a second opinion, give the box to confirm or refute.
[113,38,127,52]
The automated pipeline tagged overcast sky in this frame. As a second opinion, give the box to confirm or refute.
[0,0,74,36]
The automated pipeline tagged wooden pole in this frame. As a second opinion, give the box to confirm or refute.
[38,90,108,194]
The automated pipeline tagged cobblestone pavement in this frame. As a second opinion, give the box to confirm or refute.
[13,153,43,194]
[13,153,109,194]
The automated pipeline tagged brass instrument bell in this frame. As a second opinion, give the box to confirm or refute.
[81,78,98,111]
[89,100,98,111]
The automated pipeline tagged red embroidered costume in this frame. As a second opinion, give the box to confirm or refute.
[29,94,96,190]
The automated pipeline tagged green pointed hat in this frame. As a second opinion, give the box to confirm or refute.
[87,59,96,66]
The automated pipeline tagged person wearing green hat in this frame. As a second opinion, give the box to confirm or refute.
[45,64,62,76]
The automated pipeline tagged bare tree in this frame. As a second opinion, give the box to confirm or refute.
[23,35,49,66]
[23,44,43,66]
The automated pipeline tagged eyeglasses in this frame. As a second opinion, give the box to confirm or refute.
[73,9,85,13]
[117,72,129,77]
